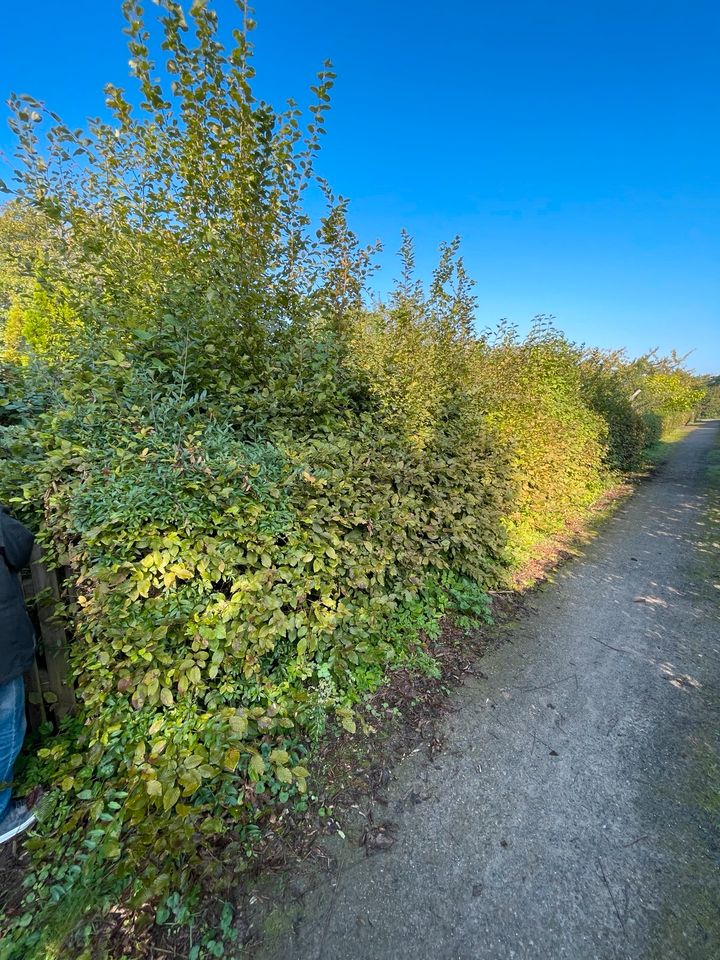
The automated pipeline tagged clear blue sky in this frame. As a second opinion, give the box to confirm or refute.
[1,1,718,372]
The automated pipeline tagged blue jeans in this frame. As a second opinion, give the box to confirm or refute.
[0,676,26,820]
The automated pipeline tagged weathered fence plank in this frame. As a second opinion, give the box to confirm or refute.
[27,545,75,722]
[25,657,49,730]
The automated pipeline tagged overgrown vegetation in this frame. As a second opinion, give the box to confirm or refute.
[0,3,706,957]
[699,375,720,419]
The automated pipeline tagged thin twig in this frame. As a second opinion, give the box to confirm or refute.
[597,856,627,937]
[591,636,636,656]
[621,834,651,848]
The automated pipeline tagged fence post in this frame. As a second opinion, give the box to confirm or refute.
[29,545,75,720]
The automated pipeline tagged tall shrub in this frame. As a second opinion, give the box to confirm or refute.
[579,348,648,471]
[468,319,608,564]
[0,5,511,956]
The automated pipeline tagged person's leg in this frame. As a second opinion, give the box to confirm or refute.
[0,676,26,820]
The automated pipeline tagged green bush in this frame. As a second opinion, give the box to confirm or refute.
[580,348,704,468]
[0,313,511,959]
[631,355,704,437]
[468,320,609,564]
[699,377,720,418]
[579,349,648,471]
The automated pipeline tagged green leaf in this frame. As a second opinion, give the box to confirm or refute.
[146,780,162,798]
[163,785,180,812]
[249,753,265,778]
[229,714,247,735]
[275,765,292,784]
[103,840,121,859]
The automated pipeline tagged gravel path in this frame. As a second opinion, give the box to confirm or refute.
[258,421,720,960]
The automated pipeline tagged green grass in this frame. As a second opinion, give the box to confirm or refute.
[705,443,720,491]
[643,424,695,468]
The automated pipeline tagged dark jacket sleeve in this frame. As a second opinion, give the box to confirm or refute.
[0,507,35,573]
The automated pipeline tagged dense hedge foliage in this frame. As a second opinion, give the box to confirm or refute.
[0,3,705,957]
[699,375,720,418]
[468,324,608,564]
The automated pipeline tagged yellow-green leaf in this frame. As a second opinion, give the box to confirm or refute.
[146,780,162,797]
[163,785,180,812]
[275,765,292,784]
[229,714,247,736]
[249,753,265,778]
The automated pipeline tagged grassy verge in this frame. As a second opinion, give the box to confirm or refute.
[643,423,696,468]
[705,437,720,492]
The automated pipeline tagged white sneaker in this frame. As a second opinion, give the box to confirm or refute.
[0,801,36,843]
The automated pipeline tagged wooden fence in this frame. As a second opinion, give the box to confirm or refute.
[21,545,75,730]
